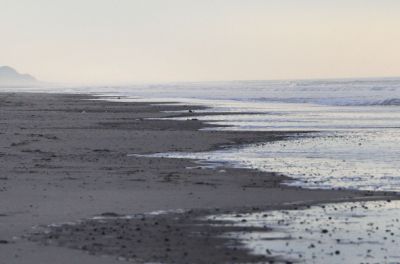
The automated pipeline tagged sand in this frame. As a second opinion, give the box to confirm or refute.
[0,92,397,264]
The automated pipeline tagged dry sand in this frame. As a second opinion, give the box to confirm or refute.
[0,92,397,263]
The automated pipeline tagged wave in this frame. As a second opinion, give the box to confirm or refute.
[247,97,400,106]
[378,98,400,106]
[363,98,400,106]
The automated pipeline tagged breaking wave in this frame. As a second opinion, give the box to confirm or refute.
[367,98,400,106]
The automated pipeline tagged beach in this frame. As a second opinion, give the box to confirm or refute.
[0,92,397,264]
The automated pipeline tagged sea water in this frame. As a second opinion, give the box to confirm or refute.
[90,78,400,192]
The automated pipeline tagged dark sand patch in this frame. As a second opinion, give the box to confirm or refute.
[29,209,279,264]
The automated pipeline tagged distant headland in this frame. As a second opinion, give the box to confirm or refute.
[0,66,39,86]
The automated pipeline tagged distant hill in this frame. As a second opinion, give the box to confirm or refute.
[0,66,38,86]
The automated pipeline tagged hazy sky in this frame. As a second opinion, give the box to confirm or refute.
[1,0,400,83]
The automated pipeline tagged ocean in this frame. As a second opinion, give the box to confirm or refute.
[79,78,400,192]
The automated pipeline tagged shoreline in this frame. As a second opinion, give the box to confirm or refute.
[0,92,398,263]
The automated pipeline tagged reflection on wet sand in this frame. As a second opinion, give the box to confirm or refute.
[209,200,400,263]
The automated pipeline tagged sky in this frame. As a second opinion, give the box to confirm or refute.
[1,0,400,84]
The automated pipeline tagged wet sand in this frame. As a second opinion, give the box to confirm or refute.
[0,92,397,264]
